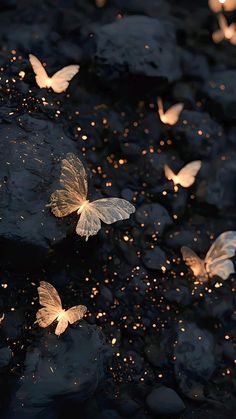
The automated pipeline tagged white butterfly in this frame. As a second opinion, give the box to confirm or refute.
[29,54,80,93]
[181,231,236,282]
[157,97,184,126]
[48,153,135,240]
[212,14,236,44]
[164,161,202,190]
[36,281,87,336]
[209,0,236,13]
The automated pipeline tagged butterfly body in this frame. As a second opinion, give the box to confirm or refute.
[49,153,135,240]
[212,14,236,44]
[36,281,87,336]
[29,54,80,92]
[181,231,236,281]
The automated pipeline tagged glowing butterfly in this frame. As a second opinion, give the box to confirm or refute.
[164,161,201,191]
[95,0,107,7]
[181,231,236,282]
[36,281,87,336]
[48,153,135,240]
[157,97,184,126]
[29,54,80,93]
[212,14,236,44]
[209,0,236,13]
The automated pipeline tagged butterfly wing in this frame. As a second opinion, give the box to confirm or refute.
[212,29,225,43]
[208,0,221,12]
[224,0,236,11]
[176,161,202,188]
[205,231,236,278]
[164,164,177,183]
[163,103,184,125]
[50,65,80,93]
[90,198,135,224]
[36,281,62,328]
[66,305,87,324]
[29,54,49,88]
[76,205,102,239]
[181,246,206,278]
[76,198,135,239]
[49,153,88,217]
[55,316,69,336]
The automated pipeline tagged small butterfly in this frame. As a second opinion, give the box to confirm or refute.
[29,54,80,93]
[209,0,236,13]
[95,0,107,7]
[36,281,87,336]
[48,153,135,240]
[181,231,236,282]
[164,161,202,190]
[212,14,236,44]
[157,97,184,126]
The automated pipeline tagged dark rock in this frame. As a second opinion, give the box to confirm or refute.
[9,324,109,419]
[174,323,215,398]
[203,70,236,121]
[0,114,78,267]
[197,156,236,210]
[88,15,182,81]
[0,347,12,368]
[181,50,210,80]
[142,246,168,270]
[135,203,173,237]
[117,398,140,416]
[98,409,121,419]
[146,386,185,416]
[173,110,225,158]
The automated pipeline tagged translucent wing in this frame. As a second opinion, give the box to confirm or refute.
[76,205,102,239]
[66,305,87,324]
[36,281,62,329]
[207,259,235,280]
[29,54,50,88]
[163,103,184,125]
[212,29,224,44]
[176,161,202,188]
[205,231,236,278]
[60,153,88,197]
[36,307,59,328]
[230,31,236,44]
[164,164,177,183]
[90,198,135,224]
[209,0,222,13]
[48,153,88,217]
[50,65,80,93]
[37,281,62,309]
[181,246,206,278]
[55,317,68,336]
[76,198,135,239]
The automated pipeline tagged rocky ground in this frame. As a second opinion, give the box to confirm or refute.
[0,0,236,418]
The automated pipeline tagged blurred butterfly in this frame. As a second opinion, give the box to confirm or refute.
[29,54,80,93]
[209,0,236,13]
[181,231,236,281]
[157,97,184,125]
[48,153,135,240]
[164,161,202,191]
[212,13,236,44]
[95,0,107,6]
[36,281,87,336]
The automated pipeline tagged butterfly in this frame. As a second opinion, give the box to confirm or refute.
[212,14,236,44]
[29,54,80,93]
[209,0,236,13]
[157,97,184,126]
[36,281,87,336]
[181,231,236,282]
[164,161,202,190]
[48,153,135,240]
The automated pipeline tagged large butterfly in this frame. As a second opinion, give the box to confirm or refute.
[157,97,184,126]
[36,281,87,336]
[48,153,135,240]
[181,231,236,281]
[29,54,80,93]
[209,0,236,13]
[164,161,202,189]
[212,14,236,44]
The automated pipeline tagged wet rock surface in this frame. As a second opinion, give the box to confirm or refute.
[0,1,236,419]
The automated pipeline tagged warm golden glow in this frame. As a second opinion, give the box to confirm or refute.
[157,97,184,125]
